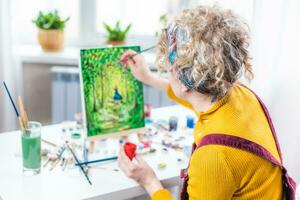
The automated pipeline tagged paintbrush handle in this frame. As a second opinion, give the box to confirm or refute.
[18,117,24,130]
[138,45,156,54]
[130,45,156,59]
[50,159,60,171]
[120,45,156,64]
[66,143,92,185]
[42,139,58,147]
[3,81,19,117]
[18,96,29,129]
[2,82,26,129]
[75,156,118,166]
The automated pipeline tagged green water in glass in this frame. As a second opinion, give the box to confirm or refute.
[22,133,41,169]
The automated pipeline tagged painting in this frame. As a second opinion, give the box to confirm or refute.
[80,46,145,137]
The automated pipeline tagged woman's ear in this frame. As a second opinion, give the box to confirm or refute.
[180,82,190,93]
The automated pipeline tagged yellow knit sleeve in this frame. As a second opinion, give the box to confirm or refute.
[187,145,237,200]
[151,189,173,200]
[167,85,193,109]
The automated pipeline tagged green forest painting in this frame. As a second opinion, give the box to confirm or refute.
[80,46,145,137]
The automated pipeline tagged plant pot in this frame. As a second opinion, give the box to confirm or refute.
[106,40,126,46]
[38,29,64,52]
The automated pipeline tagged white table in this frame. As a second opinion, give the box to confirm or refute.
[0,106,195,200]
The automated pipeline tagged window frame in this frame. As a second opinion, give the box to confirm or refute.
[12,0,255,48]
[78,0,162,48]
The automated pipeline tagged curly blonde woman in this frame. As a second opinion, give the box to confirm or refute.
[118,5,296,200]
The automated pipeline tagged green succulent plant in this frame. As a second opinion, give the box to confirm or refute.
[155,14,169,37]
[103,21,131,42]
[32,10,70,31]
[159,14,168,28]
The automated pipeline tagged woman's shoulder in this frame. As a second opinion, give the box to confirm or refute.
[210,84,281,163]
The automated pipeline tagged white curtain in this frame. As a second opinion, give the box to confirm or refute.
[251,0,300,183]
[0,0,17,132]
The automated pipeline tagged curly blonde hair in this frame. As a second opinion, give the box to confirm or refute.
[156,5,253,100]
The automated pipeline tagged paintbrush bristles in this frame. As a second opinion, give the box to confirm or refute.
[18,96,29,129]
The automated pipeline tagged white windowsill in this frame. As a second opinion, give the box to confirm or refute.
[16,45,157,69]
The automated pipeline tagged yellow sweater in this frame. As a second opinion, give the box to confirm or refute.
[152,84,283,200]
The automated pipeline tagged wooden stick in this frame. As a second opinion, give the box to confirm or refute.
[43,158,52,168]
[42,139,58,147]
[50,159,60,171]
[18,96,29,129]
[86,127,148,141]
[43,154,57,168]
[18,117,24,130]
[89,141,95,154]
[17,96,25,127]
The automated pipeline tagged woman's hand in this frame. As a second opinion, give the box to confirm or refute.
[120,50,170,92]
[120,50,153,83]
[117,146,164,195]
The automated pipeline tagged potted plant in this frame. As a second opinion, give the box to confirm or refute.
[155,14,168,37]
[33,10,70,51]
[159,14,168,28]
[103,21,131,46]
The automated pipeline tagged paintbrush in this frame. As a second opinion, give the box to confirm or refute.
[18,96,29,129]
[75,156,118,166]
[66,141,92,185]
[2,82,24,129]
[131,45,156,58]
[42,139,58,147]
[120,45,156,64]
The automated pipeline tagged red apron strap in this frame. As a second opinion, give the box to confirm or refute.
[198,134,281,166]
[243,86,296,199]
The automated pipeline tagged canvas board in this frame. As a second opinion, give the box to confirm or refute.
[79,46,145,139]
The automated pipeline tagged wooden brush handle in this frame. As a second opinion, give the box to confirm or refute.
[18,117,24,130]
[18,96,29,129]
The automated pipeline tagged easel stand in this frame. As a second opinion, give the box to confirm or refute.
[86,127,149,154]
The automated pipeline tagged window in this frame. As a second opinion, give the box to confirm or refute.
[95,0,169,36]
[11,0,79,45]
[10,0,254,47]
